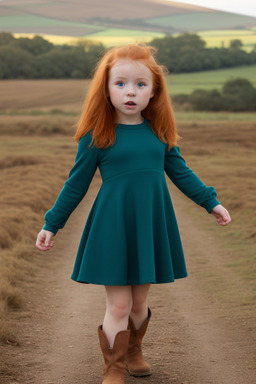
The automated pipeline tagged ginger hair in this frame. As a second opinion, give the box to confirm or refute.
[74,44,178,150]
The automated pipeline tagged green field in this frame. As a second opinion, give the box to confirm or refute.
[85,29,164,47]
[145,12,256,30]
[0,15,103,31]
[167,65,256,95]
[4,14,164,47]
[198,29,256,51]
[174,111,256,122]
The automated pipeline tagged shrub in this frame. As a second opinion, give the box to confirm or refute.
[176,78,256,111]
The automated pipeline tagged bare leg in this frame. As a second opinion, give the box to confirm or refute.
[130,283,151,329]
[103,285,132,348]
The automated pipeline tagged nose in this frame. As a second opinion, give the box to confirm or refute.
[127,85,136,96]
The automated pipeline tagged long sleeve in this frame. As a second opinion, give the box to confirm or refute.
[43,132,98,234]
[164,146,220,213]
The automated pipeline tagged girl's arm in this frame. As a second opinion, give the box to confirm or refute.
[41,132,99,236]
[164,146,231,224]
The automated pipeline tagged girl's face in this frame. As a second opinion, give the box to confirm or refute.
[108,59,154,125]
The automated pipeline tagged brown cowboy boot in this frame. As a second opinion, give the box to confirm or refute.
[126,308,152,377]
[98,325,130,384]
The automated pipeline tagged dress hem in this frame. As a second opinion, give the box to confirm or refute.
[70,274,188,286]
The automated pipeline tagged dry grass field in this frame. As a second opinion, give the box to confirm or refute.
[0,136,76,333]
[0,79,90,112]
[0,133,81,378]
[179,122,256,283]
[0,80,255,379]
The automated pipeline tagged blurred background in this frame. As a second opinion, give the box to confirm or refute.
[0,0,255,382]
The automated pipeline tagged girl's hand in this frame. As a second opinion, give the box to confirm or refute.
[211,205,231,226]
[36,229,55,251]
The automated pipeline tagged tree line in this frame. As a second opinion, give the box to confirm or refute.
[0,32,256,80]
[150,33,256,73]
[0,32,104,79]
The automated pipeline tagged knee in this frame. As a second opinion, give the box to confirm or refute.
[131,295,147,314]
[107,295,132,321]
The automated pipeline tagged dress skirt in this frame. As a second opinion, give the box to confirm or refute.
[71,169,187,285]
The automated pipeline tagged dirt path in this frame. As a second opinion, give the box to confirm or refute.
[4,174,255,384]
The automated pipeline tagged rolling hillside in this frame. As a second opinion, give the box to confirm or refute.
[0,0,255,37]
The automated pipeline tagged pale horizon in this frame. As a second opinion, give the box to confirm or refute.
[167,0,256,18]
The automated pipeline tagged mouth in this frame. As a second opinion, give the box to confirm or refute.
[125,101,136,106]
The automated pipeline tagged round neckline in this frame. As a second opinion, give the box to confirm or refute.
[116,119,147,130]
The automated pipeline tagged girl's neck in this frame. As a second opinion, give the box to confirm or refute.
[115,114,144,125]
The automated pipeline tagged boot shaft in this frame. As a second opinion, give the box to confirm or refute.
[128,307,151,352]
[127,308,152,377]
[98,325,130,382]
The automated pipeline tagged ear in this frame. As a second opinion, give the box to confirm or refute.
[150,90,154,99]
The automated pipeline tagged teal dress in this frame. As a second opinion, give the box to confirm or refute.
[43,119,220,285]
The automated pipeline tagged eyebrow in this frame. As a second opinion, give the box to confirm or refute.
[112,76,149,81]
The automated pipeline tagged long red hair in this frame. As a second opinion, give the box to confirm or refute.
[75,44,178,150]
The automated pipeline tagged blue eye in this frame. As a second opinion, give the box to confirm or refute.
[137,82,145,88]
[117,81,124,87]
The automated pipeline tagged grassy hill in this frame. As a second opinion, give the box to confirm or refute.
[167,65,256,95]
[0,0,255,48]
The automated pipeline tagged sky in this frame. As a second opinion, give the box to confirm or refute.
[167,0,256,17]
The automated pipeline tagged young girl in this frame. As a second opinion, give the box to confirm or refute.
[36,44,231,384]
